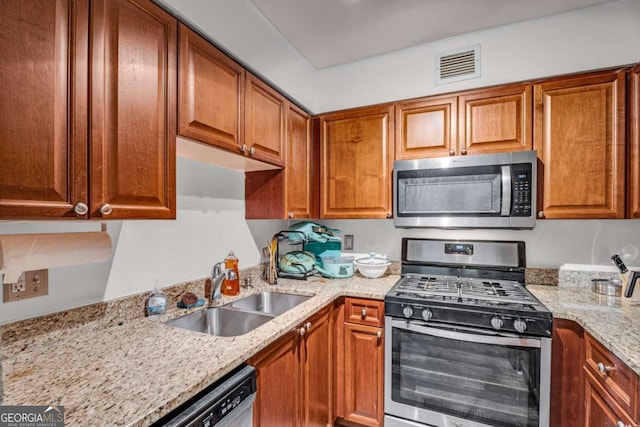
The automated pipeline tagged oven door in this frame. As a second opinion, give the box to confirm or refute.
[384,317,551,427]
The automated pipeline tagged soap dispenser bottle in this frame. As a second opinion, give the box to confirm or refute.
[222,251,240,296]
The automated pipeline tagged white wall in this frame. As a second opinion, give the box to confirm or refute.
[0,159,268,324]
[319,219,640,270]
[158,0,640,113]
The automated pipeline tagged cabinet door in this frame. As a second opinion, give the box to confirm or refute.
[343,323,384,427]
[458,84,532,155]
[551,319,584,427]
[245,73,285,166]
[301,307,332,427]
[0,0,89,218]
[285,104,316,220]
[585,369,637,427]
[395,95,457,159]
[249,331,300,427]
[630,64,640,218]
[178,24,244,153]
[320,105,394,219]
[534,70,626,219]
[90,0,176,219]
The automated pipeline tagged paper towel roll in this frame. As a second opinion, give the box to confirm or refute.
[0,232,112,283]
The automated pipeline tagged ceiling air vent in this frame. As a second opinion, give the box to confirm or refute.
[435,45,481,85]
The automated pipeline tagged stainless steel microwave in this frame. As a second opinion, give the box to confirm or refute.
[393,151,537,229]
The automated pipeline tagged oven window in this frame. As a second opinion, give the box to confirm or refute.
[390,325,541,427]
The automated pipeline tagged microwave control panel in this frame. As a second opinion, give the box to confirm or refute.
[511,163,532,216]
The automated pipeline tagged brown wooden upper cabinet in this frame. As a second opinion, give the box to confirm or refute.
[534,69,626,219]
[319,105,394,219]
[630,63,640,219]
[244,103,316,219]
[245,73,286,166]
[178,24,245,154]
[395,83,532,159]
[0,0,176,219]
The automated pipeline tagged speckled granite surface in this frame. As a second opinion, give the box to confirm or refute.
[3,267,640,426]
[1,272,397,427]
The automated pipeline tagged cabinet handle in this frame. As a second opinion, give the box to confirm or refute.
[73,202,89,216]
[537,211,545,218]
[461,148,467,155]
[386,212,392,218]
[597,362,615,374]
[361,309,367,319]
[240,144,248,154]
[249,147,256,155]
[616,421,629,427]
[376,330,382,338]
[449,149,455,156]
[299,327,306,337]
[99,204,113,216]
[305,322,311,331]
[288,212,294,218]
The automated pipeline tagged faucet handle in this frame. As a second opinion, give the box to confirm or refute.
[212,261,226,278]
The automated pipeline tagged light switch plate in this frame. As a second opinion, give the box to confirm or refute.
[3,269,48,303]
[344,234,354,250]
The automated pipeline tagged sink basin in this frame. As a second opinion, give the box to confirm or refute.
[165,307,274,337]
[230,291,312,316]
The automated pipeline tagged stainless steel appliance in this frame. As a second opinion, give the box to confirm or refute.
[393,151,536,229]
[384,238,552,427]
[154,364,256,427]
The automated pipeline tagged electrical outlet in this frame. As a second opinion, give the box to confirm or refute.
[344,234,354,250]
[3,269,48,303]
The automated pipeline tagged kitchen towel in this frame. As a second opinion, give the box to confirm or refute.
[0,232,112,283]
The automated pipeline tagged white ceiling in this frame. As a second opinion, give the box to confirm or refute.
[250,0,617,69]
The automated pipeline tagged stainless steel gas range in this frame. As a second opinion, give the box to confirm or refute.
[384,238,552,427]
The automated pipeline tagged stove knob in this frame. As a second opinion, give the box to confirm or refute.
[402,306,414,318]
[421,308,433,321]
[513,318,527,333]
[490,317,504,330]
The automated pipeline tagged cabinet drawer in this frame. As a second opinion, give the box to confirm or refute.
[585,333,639,421]
[345,298,384,327]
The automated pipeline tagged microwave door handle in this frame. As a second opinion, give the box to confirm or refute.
[390,319,541,348]
[501,165,512,216]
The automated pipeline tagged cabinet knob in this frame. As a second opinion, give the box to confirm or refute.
[537,211,545,218]
[249,146,256,155]
[288,212,294,218]
[99,204,113,216]
[386,212,392,218]
[299,327,306,337]
[597,362,615,374]
[376,330,382,339]
[460,148,467,155]
[305,322,312,331]
[449,149,455,156]
[616,421,629,427]
[73,202,89,216]
[240,144,248,154]
[361,309,367,319]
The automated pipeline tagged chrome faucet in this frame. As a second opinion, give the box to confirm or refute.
[210,261,234,301]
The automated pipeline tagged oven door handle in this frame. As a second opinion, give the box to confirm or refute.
[391,319,541,348]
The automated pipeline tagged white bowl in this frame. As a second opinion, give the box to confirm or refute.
[354,254,391,278]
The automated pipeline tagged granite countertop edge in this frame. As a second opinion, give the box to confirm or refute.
[3,275,640,426]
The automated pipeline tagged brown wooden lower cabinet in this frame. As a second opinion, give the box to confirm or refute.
[551,319,640,427]
[334,298,385,427]
[248,305,331,427]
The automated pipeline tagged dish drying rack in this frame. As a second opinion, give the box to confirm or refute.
[267,230,314,281]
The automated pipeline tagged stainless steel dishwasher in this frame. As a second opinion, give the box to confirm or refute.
[153,364,256,427]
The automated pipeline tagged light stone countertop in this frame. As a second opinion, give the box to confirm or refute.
[3,274,640,426]
[1,275,398,427]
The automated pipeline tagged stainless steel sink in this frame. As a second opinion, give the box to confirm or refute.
[229,291,312,316]
[165,291,313,337]
[165,307,274,337]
